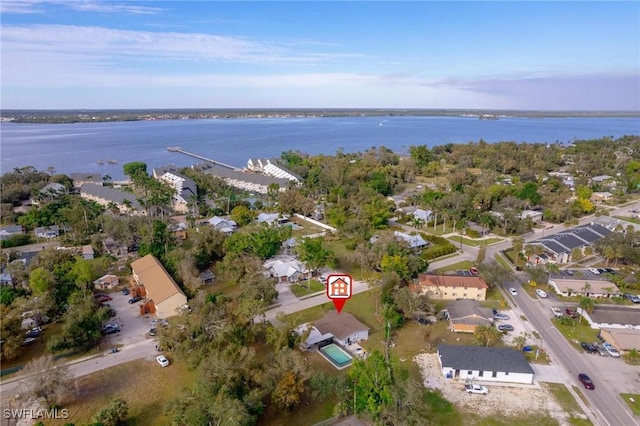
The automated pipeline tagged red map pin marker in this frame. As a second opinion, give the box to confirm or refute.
[326,274,352,313]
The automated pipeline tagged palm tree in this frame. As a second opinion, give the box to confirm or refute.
[545,262,560,289]
[578,296,595,322]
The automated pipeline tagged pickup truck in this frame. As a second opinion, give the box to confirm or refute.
[464,384,488,395]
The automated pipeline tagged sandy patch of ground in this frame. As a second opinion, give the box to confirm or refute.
[415,353,572,424]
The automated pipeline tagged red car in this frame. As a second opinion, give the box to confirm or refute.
[578,373,594,390]
[565,308,578,318]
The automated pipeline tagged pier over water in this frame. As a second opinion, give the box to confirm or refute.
[167,147,238,170]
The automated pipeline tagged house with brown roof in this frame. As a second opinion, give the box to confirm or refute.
[412,274,489,301]
[130,254,187,319]
[446,299,494,333]
[599,328,640,354]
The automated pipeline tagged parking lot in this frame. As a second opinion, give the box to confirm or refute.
[100,289,155,348]
[551,268,618,281]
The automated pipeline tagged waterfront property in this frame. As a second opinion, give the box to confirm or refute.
[437,344,535,384]
[80,183,144,215]
[192,161,291,194]
[152,165,197,213]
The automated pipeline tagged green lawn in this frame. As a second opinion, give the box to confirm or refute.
[290,280,326,297]
[621,393,640,415]
[48,358,195,426]
[448,236,503,247]
[544,383,591,424]
[551,318,600,349]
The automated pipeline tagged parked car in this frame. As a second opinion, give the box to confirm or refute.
[509,288,518,296]
[624,293,640,304]
[565,308,578,318]
[603,343,621,358]
[122,287,130,295]
[580,342,597,354]
[128,295,142,304]
[101,324,120,335]
[24,327,42,338]
[604,268,615,274]
[464,384,488,395]
[535,289,548,298]
[469,267,479,276]
[156,354,170,367]
[149,327,157,336]
[551,307,563,318]
[578,373,595,390]
[565,269,575,276]
[498,324,514,332]
[588,268,600,275]
[493,313,510,321]
[595,343,609,357]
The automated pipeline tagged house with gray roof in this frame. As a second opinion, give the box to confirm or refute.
[525,223,611,264]
[264,257,308,283]
[80,183,144,215]
[579,305,640,330]
[394,231,428,250]
[34,225,60,239]
[437,344,534,384]
[0,225,24,241]
[207,216,237,234]
[445,299,494,333]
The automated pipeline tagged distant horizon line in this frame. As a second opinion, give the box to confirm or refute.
[3,107,639,113]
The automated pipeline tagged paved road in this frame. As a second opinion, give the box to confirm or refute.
[1,339,156,400]
[508,278,640,426]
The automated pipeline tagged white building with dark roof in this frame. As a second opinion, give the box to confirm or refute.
[437,344,534,384]
[525,223,611,264]
[192,162,290,194]
[152,165,197,213]
[579,305,640,330]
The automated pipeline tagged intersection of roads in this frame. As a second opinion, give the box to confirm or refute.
[2,202,639,425]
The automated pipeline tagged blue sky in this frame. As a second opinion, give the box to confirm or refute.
[1,1,639,110]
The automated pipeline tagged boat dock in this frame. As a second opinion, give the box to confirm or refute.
[167,146,238,170]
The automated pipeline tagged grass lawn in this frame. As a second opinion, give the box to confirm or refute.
[448,236,503,247]
[551,318,599,349]
[290,280,325,297]
[621,393,640,415]
[544,383,591,424]
[523,345,551,364]
[48,358,195,426]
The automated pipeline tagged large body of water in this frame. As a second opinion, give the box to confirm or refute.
[1,115,638,180]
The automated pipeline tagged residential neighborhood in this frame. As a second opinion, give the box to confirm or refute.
[1,136,640,426]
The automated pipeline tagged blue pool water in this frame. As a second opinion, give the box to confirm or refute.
[319,343,353,368]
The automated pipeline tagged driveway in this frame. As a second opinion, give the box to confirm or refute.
[101,290,155,347]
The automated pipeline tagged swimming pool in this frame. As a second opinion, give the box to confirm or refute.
[319,343,353,369]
